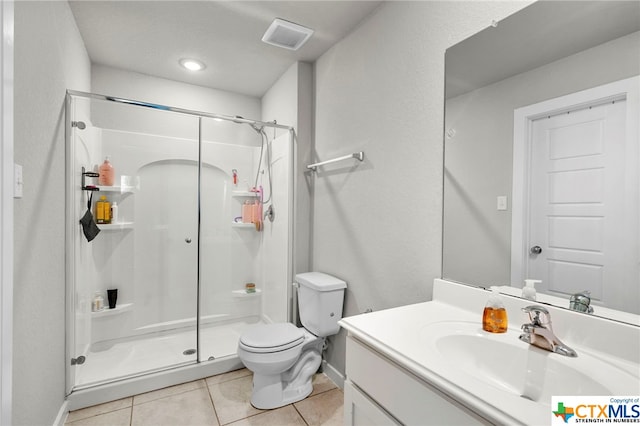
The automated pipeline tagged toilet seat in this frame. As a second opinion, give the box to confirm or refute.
[239,323,305,354]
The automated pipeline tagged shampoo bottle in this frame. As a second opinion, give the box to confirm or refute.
[103,196,111,224]
[96,195,111,224]
[96,195,105,224]
[98,156,115,186]
[482,287,508,333]
[242,200,252,223]
[252,200,260,223]
[111,202,119,224]
[92,292,104,312]
[522,279,541,301]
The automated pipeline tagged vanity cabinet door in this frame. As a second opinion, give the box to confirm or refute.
[344,380,401,426]
[345,336,491,425]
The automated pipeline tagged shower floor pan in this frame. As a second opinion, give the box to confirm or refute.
[74,317,263,388]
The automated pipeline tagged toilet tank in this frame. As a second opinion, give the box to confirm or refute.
[296,272,347,337]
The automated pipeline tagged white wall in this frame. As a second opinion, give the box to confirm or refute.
[312,1,530,377]
[92,64,261,122]
[91,65,262,146]
[14,1,90,424]
[0,2,13,424]
[443,31,640,288]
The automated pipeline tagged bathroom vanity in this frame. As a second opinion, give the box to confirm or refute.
[343,333,489,425]
[339,279,640,425]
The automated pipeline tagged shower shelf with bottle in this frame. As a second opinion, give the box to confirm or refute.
[231,223,256,229]
[92,189,134,230]
[93,185,135,195]
[91,303,133,317]
[231,289,262,298]
[82,166,137,231]
[232,190,258,198]
[231,190,261,230]
[97,222,134,231]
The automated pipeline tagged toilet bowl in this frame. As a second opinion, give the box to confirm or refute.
[237,272,346,409]
[237,323,307,375]
[238,324,323,409]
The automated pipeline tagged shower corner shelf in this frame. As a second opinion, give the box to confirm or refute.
[231,222,256,229]
[95,185,135,195]
[231,190,258,198]
[98,222,134,231]
[232,289,262,298]
[91,303,133,318]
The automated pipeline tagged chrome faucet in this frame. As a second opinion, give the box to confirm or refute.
[569,291,594,314]
[519,305,577,357]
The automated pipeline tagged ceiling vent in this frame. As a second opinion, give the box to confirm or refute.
[262,18,314,51]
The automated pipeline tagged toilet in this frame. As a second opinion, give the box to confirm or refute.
[237,272,346,409]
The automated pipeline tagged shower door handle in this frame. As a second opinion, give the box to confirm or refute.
[185,237,192,244]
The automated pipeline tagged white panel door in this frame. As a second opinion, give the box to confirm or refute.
[527,99,634,309]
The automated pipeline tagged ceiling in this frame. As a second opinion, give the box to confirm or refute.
[446,1,640,98]
[69,1,382,98]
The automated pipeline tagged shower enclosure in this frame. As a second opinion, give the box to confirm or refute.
[65,91,294,407]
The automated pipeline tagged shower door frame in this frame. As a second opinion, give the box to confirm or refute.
[65,90,296,398]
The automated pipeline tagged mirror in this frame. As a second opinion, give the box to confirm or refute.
[443,1,640,323]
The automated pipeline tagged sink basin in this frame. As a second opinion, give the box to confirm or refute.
[420,321,639,405]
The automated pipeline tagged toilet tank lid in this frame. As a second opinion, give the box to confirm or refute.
[296,272,346,291]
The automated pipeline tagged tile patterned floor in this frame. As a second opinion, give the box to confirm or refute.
[65,369,343,426]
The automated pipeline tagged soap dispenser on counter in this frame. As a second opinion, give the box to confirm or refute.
[482,287,508,333]
[522,279,541,301]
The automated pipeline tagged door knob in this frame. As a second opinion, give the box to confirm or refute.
[530,245,542,254]
[185,237,192,244]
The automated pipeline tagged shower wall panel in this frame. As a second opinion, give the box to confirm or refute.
[200,141,261,322]
[90,129,261,342]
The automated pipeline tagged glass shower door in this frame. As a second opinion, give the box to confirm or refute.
[66,92,200,391]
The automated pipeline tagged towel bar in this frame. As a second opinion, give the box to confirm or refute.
[306,152,364,171]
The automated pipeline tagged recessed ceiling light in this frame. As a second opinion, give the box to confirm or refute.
[179,58,206,71]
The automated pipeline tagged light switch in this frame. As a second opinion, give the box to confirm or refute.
[497,195,507,211]
[14,164,23,199]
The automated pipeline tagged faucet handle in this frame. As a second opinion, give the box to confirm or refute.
[570,291,594,314]
[522,305,551,326]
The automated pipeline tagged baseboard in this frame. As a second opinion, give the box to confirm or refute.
[53,400,69,426]
[321,359,344,389]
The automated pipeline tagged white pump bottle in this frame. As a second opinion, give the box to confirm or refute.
[522,279,541,301]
